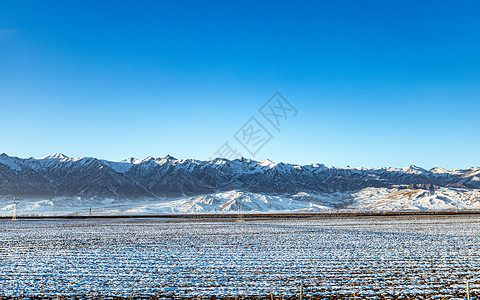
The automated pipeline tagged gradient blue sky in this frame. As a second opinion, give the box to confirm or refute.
[1,1,479,169]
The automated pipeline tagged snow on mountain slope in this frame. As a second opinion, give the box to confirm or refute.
[1,153,480,215]
[1,187,479,217]
[0,190,332,216]
[100,157,142,174]
[0,154,22,171]
[125,191,333,214]
[349,187,480,211]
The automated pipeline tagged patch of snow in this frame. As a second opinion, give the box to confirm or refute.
[37,153,69,160]
[259,159,276,168]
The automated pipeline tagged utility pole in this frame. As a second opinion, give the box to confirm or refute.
[467,280,471,300]
[237,192,244,222]
[12,197,19,221]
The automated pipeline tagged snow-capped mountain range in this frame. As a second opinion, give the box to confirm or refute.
[1,153,479,215]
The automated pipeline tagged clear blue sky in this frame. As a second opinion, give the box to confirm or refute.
[1,1,479,169]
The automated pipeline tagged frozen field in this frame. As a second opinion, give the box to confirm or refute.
[1,216,480,299]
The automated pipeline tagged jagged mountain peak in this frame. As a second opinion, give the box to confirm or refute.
[430,167,449,174]
[211,157,229,165]
[163,154,176,161]
[259,159,276,168]
[1,153,478,174]
[402,165,426,174]
[39,153,69,160]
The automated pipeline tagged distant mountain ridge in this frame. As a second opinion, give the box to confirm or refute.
[1,153,479,203]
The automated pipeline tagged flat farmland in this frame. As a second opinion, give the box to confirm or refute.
[1,216,480,299]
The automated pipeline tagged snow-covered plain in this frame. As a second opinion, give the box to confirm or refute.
[1,216,480,298]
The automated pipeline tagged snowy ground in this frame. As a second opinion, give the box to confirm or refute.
[1,216,480,298]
